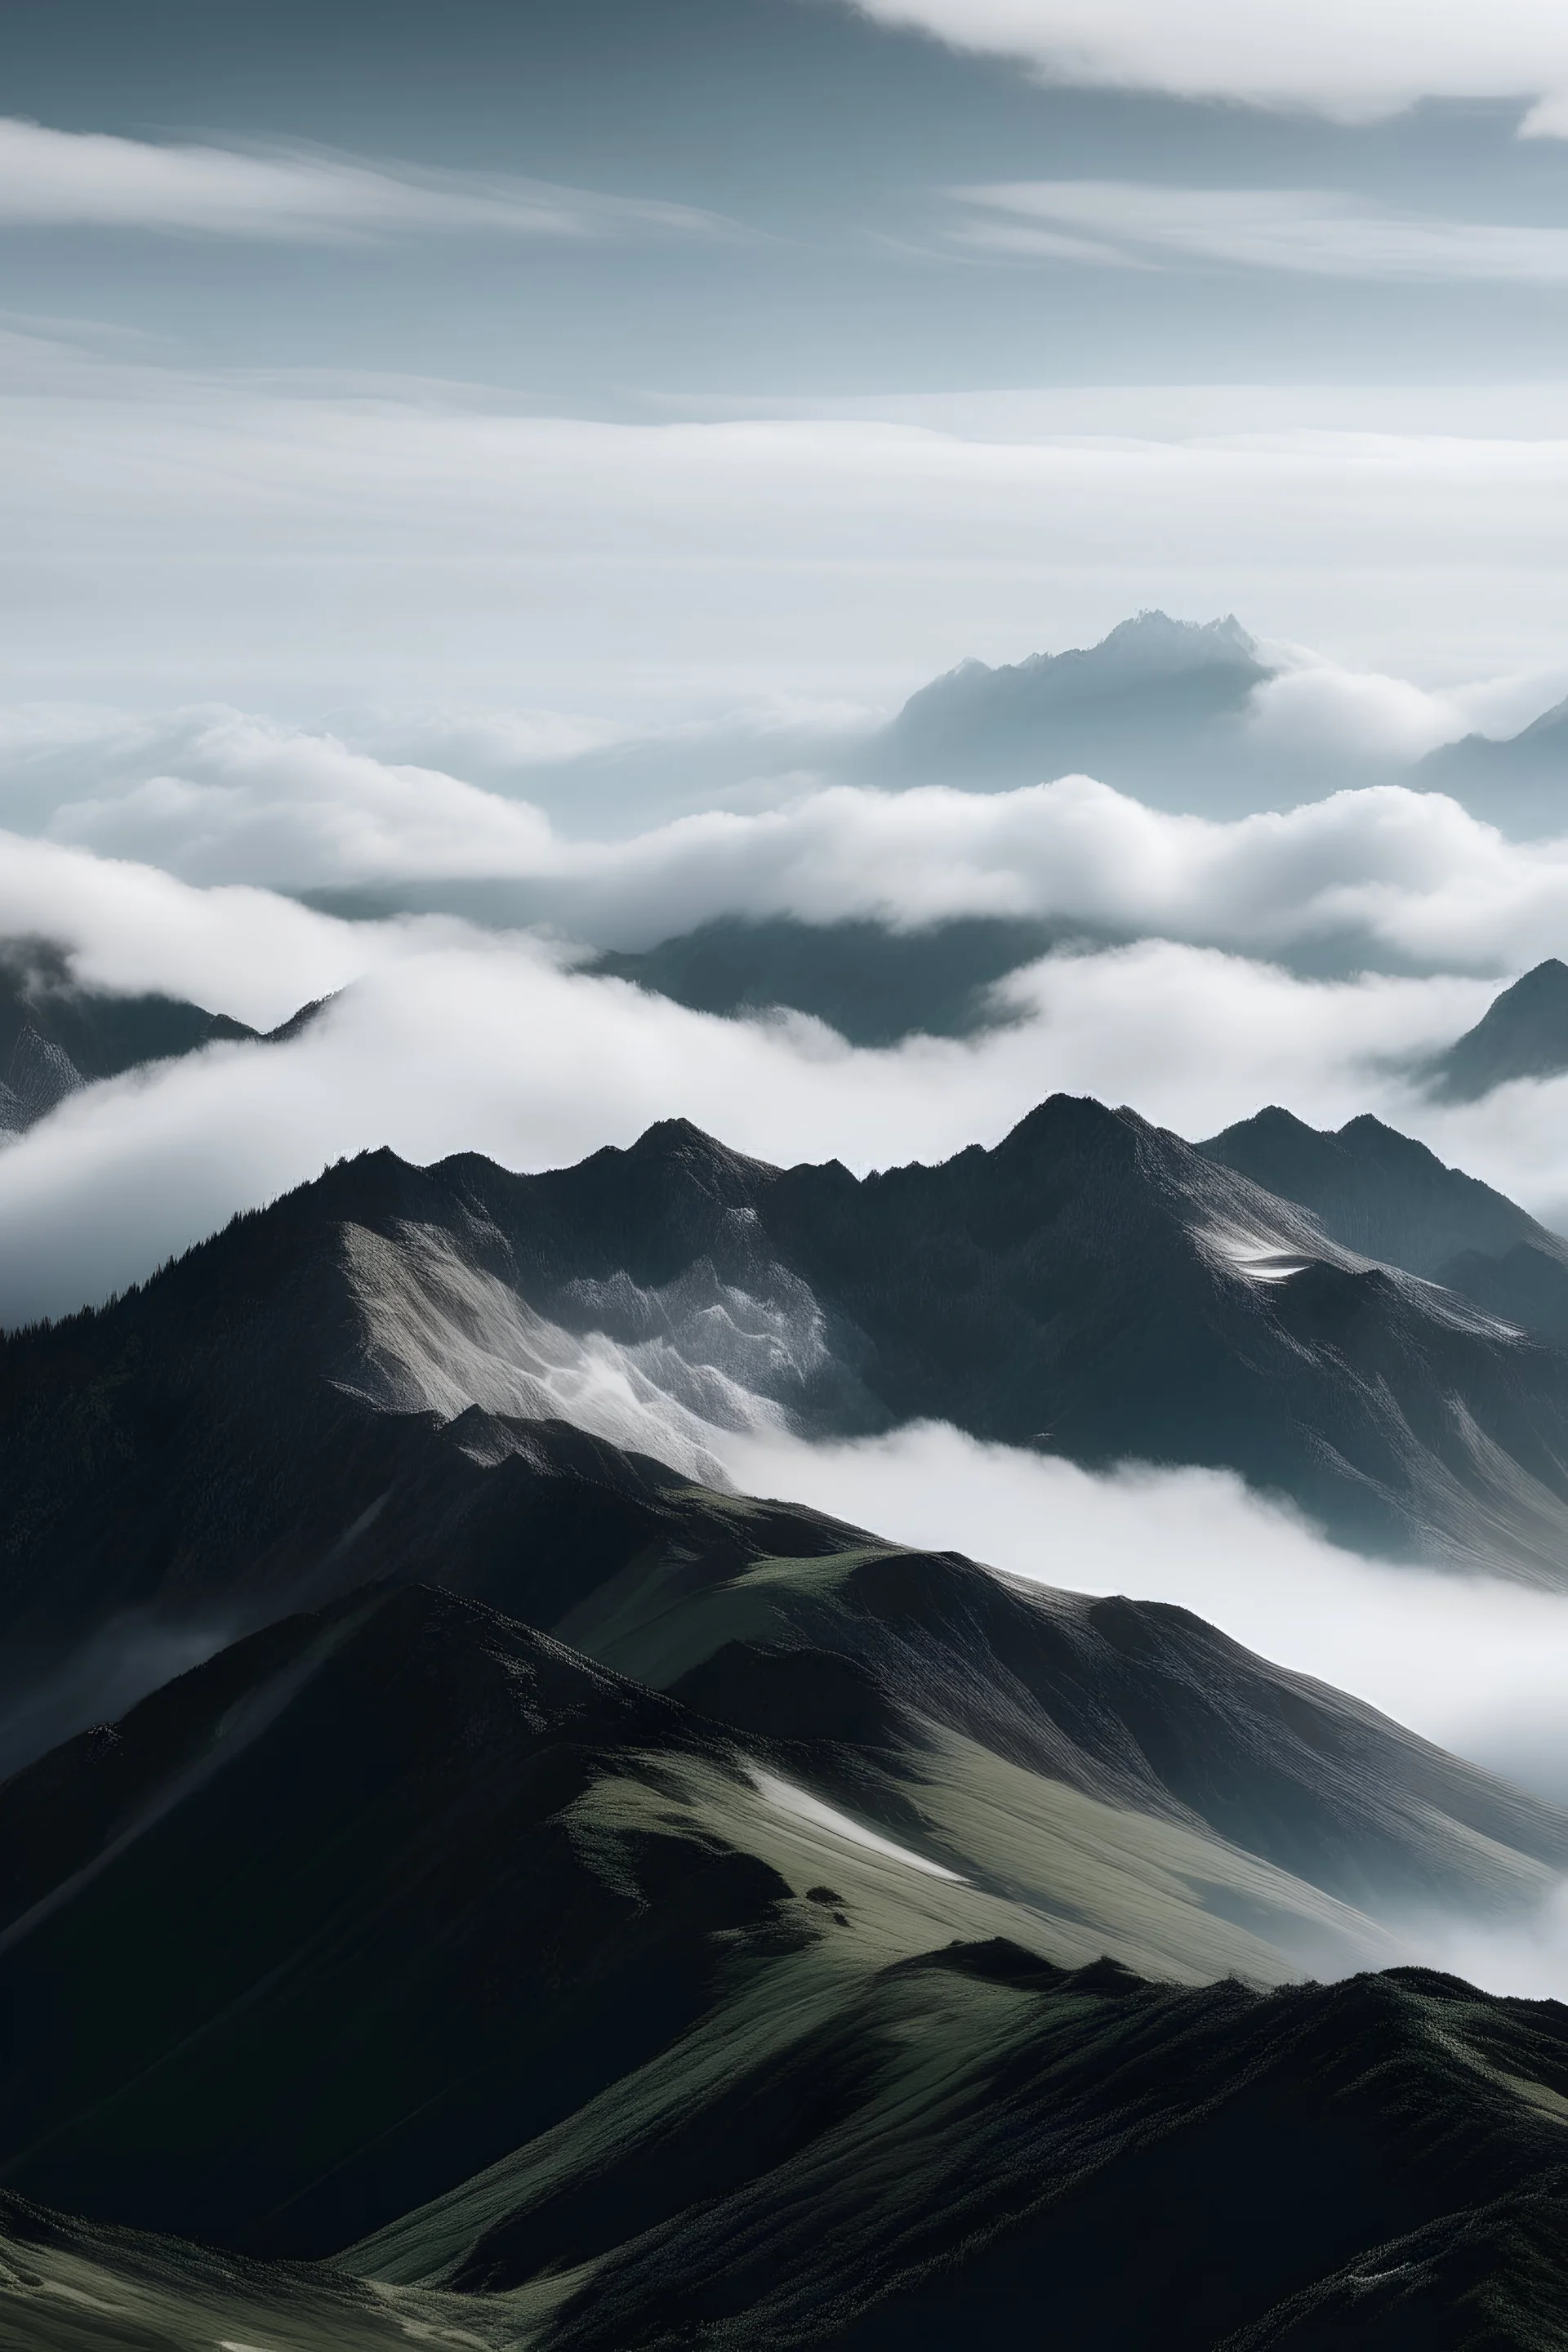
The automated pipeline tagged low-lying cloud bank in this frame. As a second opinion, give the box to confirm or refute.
[11,718,1568,976]
[9,829,1568,1320]
[0,920,1507,1325]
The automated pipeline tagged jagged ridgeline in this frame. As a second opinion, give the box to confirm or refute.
[8,1096,1568,2345]
[9,1093,1568,1762]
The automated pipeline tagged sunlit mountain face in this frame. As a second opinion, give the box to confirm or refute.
[11,4,1568,2345]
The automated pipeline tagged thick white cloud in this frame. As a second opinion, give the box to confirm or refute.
[0,831,446,1025]
[0,118,722,242]
[1242,662,1468,762]
[16,712,1568,978]
[29,709,555,886]
[844,2,1568,129]
[953,181,1568,283]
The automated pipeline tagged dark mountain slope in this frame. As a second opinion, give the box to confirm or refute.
[8,1568,1568,2343]
[589,1544,1568,1920]
[10,1092,1568,1710]
[0,938,256,1131]
[0,2189,512,2352]
[1424,958,1568,1102]
[590,913,1069,1045]
[1200,1103,1568,1351]
[0,1583,806,2256]
[0,936,327,1135]
[357,1953,1568,2352]
[9,1967,1568,2352]
[7,1306,1562,2008]
[427,1098,1568,1574]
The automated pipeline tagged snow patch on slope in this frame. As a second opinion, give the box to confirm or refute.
[337,1218,808,1484]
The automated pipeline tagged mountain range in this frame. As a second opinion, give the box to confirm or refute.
[9,1075,1568,2339]
[14,911,1568,2341]
[13,1094,1568,1787]
[353,608,1568,845]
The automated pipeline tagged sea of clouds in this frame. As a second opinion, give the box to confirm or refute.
[10,683,1568,1990]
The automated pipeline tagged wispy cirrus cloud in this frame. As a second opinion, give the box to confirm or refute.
[951,180,1568,283]
[0,117,727,243]
[841,1,1568,132]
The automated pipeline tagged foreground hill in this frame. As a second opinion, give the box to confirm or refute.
[4,1561,1568,2348]
[7,1960,1568,2352]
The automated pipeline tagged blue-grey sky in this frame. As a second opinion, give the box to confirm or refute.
[3,0,1568,394]
[4,0,1568,715]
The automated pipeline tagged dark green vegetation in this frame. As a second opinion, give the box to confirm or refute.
[1201,1102,1568,1351]
[1422,960,1568,1104]
[5,1548,1568,2345]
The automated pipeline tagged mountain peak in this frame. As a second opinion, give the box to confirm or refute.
[1094,609,1259,670]
[861,611,1273,796]
[623,1116,781,1190]
[1426,960,1568,1102]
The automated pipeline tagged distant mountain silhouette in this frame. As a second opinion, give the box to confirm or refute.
[591,914,1076,1044]
[1419,696,1568,832]
[1421,959,1568,1102]
[0,938,331,1134]
[1200,1104,1568,1352]
[854,611,1273,803]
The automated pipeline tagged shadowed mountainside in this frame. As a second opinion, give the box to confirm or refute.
[4,1565,1568,2337]
[1200,1103,1568,1351]
[0,936,326,1134]
[590,913,1071,1045]
[7,1095,1568,2344]
[10,1095,1568,1761]
[1421,959,1568,1103]
[1420,703,1568,836]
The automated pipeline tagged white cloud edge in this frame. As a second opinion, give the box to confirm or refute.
[950,180,1568,285]
[0,117,727,243]
[841,1,1568,133]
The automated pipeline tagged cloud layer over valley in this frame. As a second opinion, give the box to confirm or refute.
[0,851,1553,1317]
